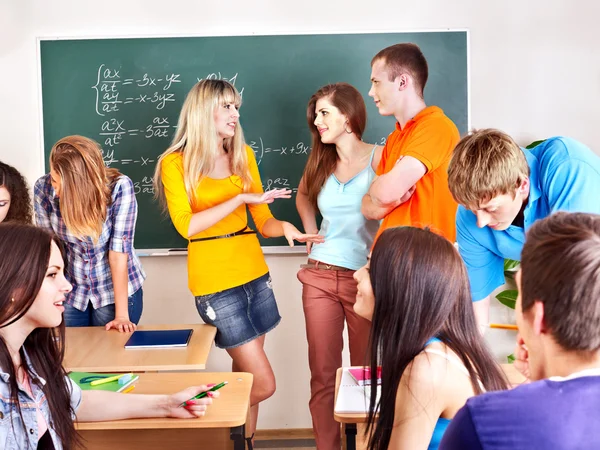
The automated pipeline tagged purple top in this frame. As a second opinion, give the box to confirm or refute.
[440,373,600,449]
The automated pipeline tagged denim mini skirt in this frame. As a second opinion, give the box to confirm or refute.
[194,272,281,349]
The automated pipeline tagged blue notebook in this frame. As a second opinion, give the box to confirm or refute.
[124,329,193,349]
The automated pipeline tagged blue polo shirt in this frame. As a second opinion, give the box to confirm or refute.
[456,137,600,301]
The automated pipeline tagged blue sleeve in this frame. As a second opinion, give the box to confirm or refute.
[456,207,505,301]
[545,159,600,214]
[439,405,484,450]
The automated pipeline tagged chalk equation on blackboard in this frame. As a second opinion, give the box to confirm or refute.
[262,177,299,194]
[92,64,181,116]
[197,72,245,97]
[99,117,174,147]
[102,149,155,168]
[249,137,310,166]
[134,176,155,195]
[122,73,181,90]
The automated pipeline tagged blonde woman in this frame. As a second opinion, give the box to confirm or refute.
[34,136,145,332]
[154,79,323,440]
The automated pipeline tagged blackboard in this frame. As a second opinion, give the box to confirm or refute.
[39,31,468,251]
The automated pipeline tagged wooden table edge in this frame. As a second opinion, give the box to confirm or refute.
[65,363,206,372]
[75,416,248,431]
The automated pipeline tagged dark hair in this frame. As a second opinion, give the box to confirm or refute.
[303,83,367,208]
[371,43,429,97]
[0,161,33,224]
[366,227,508,450]
[521,212,600,350]
[0,223,79,449]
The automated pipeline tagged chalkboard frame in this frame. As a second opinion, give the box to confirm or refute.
[36,29,470,256]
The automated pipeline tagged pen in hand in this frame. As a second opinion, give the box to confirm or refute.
[180,381,228,407]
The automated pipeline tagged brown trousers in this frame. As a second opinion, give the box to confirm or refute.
[297,267,372,450]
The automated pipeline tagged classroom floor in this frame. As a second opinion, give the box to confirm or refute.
[255,438,316,449]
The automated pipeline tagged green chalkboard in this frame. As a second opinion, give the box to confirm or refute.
[39,32,468,250]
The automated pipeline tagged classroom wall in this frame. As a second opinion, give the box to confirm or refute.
[2,0,599,430]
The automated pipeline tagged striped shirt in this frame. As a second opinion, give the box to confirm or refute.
[33,174,146,311]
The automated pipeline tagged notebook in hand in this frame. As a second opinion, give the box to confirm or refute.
[335,367,381,414]
[348,366,382,386]
[69,372,139,393]
[124,329,193,349]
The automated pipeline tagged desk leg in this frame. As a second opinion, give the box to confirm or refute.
[345,423,357,450]
[230,425,247,450]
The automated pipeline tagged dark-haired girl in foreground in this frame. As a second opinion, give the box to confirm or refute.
[0,223,217,449]
[353,226,508,450]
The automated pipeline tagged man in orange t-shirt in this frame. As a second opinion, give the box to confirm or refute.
[361,43,460,242]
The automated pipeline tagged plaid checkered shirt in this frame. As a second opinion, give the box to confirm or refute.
[34,174,146,311]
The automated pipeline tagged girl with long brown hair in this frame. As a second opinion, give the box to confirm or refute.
[353,226,508,450]
[0,223,217,450]
[34,136,145,331]
[154,79,323,442]
[296,82,383,449]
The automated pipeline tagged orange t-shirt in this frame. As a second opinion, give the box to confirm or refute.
[375,106,459,242]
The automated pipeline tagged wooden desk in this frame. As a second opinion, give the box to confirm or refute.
[334,364,527,450]
[76,371,252,450]
[64,324,217,372]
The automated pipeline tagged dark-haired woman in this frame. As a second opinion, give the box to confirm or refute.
[0,161,33,224]
[295,82,383,449]
[354,226,508,450]
[0,223,217,449]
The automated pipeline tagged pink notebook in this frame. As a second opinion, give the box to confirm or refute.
[348,366,382,386]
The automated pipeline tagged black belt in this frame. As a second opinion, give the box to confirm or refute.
[189,226,256,243]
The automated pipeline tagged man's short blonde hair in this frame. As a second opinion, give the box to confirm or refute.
[447,129,530,209]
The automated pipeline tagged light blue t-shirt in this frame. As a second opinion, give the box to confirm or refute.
[457,137,600,301]
[309,147,380,270]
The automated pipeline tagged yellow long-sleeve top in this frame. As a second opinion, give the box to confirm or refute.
[161,146,274,296]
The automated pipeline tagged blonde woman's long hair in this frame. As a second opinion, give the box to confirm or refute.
[50,135,121,242]
[154,79,252,210]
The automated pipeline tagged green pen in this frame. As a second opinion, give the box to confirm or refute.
[180,381,228,407]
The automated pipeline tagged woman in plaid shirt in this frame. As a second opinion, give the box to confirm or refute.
[34,135,146,332]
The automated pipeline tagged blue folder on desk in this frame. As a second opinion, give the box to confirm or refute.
[124,329,193,349]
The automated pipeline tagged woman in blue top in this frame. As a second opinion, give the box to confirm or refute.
[296,82,382,450]
[353,226,508,450]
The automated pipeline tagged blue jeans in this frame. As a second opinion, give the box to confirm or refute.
[63,288,144,327]
[195,273,281,349]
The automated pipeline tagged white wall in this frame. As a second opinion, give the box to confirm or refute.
[2,0,599,429]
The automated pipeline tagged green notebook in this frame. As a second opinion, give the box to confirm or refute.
[69,372,139,393]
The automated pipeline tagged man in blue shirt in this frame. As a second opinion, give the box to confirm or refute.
[447,129,600,327]
[439,212,600,450]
